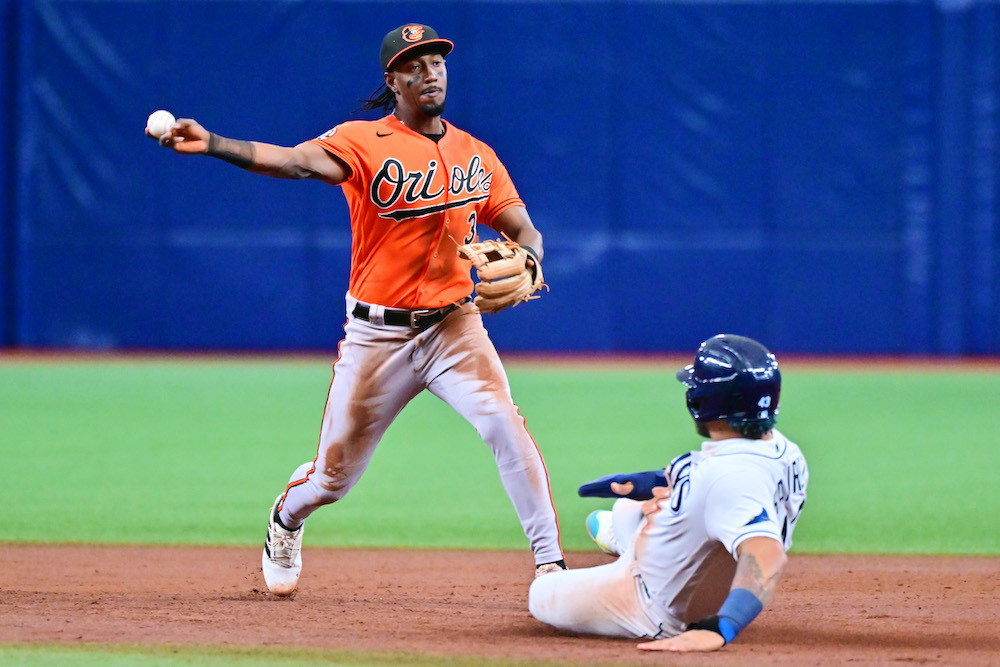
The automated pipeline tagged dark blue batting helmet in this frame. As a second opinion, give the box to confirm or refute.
[675,334,781,428]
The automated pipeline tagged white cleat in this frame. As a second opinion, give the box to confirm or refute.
[585,510,620,556]
[261,494,304,596]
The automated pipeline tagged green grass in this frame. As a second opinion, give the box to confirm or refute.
[0,643,581,666]
[776,369,1000,554]
[1,356,997,554]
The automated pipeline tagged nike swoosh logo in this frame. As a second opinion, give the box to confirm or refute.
[376,131,393,137]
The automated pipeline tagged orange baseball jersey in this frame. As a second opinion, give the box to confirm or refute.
[310,114,524,309]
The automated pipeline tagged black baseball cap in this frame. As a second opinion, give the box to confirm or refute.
[380,24,454,71]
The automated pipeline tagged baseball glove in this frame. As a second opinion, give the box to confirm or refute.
[457,238,545,314]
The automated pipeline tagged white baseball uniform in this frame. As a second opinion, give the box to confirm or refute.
[529,430,808,637]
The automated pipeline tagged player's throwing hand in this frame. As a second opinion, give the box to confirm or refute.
[152,118,211,153]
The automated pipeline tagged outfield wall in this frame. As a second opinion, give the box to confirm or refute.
[1,1,998,354]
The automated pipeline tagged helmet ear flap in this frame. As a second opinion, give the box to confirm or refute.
[685,395,700,418]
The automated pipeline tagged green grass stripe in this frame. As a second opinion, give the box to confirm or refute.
[0,642,602,666]
[1,357,997,554]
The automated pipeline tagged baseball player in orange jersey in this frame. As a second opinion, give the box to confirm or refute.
[150,23,566,595]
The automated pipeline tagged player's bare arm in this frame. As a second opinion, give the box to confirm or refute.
[732,536,787,604]
[491,206,543,260]
[155,118,348,184]
[638,536,787,653]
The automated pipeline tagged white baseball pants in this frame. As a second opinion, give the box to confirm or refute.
[276,295,563,565]
[529,499,682,638]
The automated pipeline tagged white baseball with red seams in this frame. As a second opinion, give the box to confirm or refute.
[146,110,175,138]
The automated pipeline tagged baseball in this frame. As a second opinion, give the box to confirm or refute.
[146,109,176,139]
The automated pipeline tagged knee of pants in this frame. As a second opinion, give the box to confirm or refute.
[309,470,360,503]
[478,412,539,464]
[528,574,559,625]
[475,409,522,443]
[611,498,645,547]
[291,465,364,507]
[310,444,373,498]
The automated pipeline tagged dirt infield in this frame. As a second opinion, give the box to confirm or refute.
[2,545,997,665]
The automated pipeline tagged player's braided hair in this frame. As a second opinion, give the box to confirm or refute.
[358,83,396,113]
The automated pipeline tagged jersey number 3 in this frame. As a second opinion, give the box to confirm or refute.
[463,212,477,245]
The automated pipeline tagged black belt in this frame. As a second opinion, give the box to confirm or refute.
[351,302,460,330]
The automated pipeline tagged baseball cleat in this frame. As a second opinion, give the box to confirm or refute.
[586,510,620,556]
[534,559,568,578]
[262,494,304,596]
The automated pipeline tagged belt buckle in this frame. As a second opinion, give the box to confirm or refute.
[409,308,434,328]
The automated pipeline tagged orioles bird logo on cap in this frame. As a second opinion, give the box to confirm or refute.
[402,25,425,42]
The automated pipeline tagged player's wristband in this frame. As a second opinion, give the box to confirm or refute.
[688,588,763,644]
[522,245,541,281]
[522,245,540,265]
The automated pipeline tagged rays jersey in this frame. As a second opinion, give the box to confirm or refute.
[633,430,808,631]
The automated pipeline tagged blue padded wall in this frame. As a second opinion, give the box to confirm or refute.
[2,1,998,353]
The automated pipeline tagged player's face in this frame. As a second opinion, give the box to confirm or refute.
[389,52,448,118]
